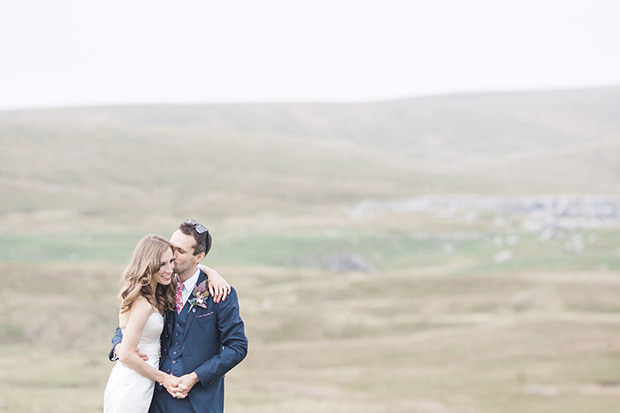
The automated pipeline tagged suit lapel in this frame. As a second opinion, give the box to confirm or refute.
[182,270,207,342]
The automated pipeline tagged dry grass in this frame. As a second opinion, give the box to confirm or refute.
[1,88,620,411]
[1,263,620,412]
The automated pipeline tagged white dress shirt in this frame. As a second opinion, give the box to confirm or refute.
[178,267,200,307]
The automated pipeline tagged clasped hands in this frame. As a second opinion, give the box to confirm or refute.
[134,349,198,399]
[161,372,199,399]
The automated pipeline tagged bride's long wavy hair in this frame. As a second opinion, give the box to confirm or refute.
[119,234,177,314]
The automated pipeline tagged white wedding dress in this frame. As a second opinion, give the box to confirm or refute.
[104,312,164,413]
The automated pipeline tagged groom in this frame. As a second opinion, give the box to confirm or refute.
[111,219,248,413]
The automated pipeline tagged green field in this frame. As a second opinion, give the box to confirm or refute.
[1,87,620,412]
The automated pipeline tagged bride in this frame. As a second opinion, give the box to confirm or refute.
[104,234,184,412]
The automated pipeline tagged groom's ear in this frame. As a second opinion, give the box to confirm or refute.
[194,252,206,264]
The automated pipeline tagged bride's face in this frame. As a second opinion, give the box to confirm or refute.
[153,247,174,285]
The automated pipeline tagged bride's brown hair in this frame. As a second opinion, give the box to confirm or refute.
[119,234,177,313]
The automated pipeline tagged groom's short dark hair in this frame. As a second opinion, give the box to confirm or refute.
[179,221,212,256]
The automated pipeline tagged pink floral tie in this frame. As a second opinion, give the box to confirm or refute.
[176,282,184,314]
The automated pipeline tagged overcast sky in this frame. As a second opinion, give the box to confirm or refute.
[1,0,619,110]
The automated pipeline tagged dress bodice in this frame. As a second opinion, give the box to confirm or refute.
[121,312,163,357]
[104,312,164,412]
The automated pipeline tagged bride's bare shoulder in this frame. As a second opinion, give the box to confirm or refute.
[130,296,154,315]
[119,297,153,327]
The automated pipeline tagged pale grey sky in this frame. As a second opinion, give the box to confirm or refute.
[1,0,619,110]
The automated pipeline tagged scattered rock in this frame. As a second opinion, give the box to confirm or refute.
[324,254,374,273]
[493,249,513,263]
[287,253,374,273]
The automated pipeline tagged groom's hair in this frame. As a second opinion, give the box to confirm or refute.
[179,221,212,257]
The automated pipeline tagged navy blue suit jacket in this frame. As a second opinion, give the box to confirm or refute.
[111,270,248,411]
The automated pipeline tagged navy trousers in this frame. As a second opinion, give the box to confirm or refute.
[149,388,195,413]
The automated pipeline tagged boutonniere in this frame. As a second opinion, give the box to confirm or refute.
[188,280,209,313]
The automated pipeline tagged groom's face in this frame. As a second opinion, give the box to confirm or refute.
[170,229,198,277]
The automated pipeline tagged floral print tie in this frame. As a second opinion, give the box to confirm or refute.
[176,282,184,314]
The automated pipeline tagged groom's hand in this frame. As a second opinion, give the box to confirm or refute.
[167,386,188,399]
[135,349,148,361]
[163,376,188,399]
[177,372,200,394]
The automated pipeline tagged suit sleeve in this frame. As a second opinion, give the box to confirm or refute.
[108,327,123,361]
[194,287,248,386]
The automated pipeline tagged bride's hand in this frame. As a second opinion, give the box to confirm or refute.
[198,264,231,303]
[161,374,187,398]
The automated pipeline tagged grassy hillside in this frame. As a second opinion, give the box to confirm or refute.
[1,86,620,412]
[3,263,620,412]
[1,86,619,231]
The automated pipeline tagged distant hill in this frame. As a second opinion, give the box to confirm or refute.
[2,87,620,413]
[1,86,619,231]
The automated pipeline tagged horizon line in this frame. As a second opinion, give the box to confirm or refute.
[1,83,619,113]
